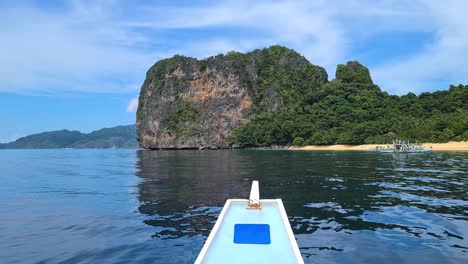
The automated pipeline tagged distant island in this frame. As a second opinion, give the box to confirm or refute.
[0,125,138,149]
[136,45,467,149]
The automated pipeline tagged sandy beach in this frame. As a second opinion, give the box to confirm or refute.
[290,141,468,151]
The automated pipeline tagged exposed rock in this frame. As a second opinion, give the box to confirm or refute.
[335,61,373,84]
[231,143,241,149]
[136,46,327,149]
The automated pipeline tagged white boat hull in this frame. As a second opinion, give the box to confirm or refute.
[195,198,304,264]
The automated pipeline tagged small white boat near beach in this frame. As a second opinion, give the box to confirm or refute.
[373,139,432,154]
[195,181,304,264]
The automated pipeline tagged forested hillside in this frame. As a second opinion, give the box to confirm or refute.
[228,60,467,146]
[0,125,138,149]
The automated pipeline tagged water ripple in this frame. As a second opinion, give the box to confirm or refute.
[0,149,467,263]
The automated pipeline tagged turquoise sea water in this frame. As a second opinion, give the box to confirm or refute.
[0,149,467,263]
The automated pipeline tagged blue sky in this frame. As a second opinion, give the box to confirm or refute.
[1,0,467,142]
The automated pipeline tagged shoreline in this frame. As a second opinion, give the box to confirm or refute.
[289,141,468,151]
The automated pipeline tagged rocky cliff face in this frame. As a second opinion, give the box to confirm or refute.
[335,61,373,84]
[136,46,327,149]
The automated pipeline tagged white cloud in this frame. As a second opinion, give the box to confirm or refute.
[0,1,159,94]
[1,0,467,95]
[370,0,468,94]
[128,0,345,72]
[126,97,138,112]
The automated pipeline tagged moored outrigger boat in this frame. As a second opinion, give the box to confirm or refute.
[373,139,432,154]
[195,181,304,264]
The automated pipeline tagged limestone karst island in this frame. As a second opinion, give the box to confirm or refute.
[136,46,467,150]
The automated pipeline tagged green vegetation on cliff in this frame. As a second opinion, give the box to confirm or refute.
[137,45,467,149]
[230,45,328,110]
[0,125,138,149]
[137,45,328,149]
[228,60,467,146]
[164,95,200,137]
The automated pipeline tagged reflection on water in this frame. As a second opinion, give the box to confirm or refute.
[0,149,467,263]
[135,150,468,263]
[136,151,253,240]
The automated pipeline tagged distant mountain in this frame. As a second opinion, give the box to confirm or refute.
[0,125,139,149]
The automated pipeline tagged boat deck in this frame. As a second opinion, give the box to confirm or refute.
[196,199,302,264]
